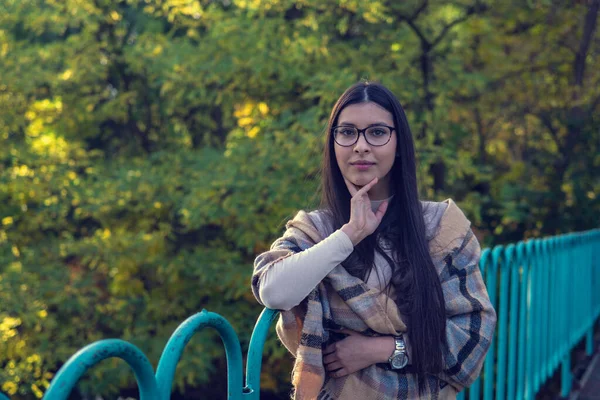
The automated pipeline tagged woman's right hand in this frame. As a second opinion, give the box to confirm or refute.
[341,177,388,246]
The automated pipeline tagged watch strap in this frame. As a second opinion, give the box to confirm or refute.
[388,334,409,369]
[394,335,406,352]
[376,362,416,373]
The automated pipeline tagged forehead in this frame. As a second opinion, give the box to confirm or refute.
[337,102,394,126]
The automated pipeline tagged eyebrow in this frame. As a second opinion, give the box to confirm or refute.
[337,122,391,127]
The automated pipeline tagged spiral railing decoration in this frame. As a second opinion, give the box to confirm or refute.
[30,308,278,400]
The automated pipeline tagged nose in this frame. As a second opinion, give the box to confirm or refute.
[353,132,371,153]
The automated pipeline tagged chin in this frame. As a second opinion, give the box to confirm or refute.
[351,174,375,186]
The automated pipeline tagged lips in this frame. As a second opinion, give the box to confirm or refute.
[351,162,375,171]
[350,161,375,165]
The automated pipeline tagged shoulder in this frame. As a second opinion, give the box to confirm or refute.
[305,208,336,237]
[421,199,449,240]
[424,198,475,258]
[283,208,331,244]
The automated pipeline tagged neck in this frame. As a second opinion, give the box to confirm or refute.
[371,194,394,202]
[366,174,393,200]
[368,181,392,200]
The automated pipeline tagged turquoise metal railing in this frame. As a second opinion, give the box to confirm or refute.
[28,308,279,400]
[458,228,600,400]
[2,229,598,399]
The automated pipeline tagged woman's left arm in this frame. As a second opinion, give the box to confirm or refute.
[436,229,497,391]
[322,330,396,377]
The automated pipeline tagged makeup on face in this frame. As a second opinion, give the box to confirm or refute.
[334,102,397,200]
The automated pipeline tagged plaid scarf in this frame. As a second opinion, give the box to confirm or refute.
[252,199,496,399]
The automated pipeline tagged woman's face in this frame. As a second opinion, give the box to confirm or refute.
[334,101,397,200]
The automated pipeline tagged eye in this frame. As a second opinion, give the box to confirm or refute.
[336,127,356,136]
[369,127,388,136]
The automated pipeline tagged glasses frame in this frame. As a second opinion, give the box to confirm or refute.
[332,124,396,147]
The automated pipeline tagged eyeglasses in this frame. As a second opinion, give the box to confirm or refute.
[332,125,395,147]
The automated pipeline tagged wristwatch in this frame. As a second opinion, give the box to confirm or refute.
[388,334,409,370]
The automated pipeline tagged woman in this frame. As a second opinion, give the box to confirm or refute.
[251,81,496,399]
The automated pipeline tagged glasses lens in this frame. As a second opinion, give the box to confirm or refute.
[334,127,358,146]
[366,126,391,145]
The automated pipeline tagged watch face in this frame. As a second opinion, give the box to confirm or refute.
[391,353,408,369]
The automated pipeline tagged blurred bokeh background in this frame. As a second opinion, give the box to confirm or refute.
[1,0,599,398]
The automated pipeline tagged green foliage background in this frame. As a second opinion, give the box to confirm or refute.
[1,0,599,398]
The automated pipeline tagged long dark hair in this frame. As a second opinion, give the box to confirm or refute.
[319,81,446,390]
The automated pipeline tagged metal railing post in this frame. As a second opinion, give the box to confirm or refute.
[155,310,244,400]
[43,340,160,400]
[244,308,279,400]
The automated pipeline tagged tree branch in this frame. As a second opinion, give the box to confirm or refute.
[537,111,562,151]
[396,3,430,47]
[574,0,600,86]
[410,0,429,20]
[401,17,430,47]
[431,3,489,49]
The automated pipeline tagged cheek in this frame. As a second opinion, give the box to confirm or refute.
[377,148,397,173]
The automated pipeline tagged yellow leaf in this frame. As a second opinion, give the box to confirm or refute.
[234,102,254,118]
[152,45,163,56]
[238,117,253,127]
[1,382,18,395]
[31,383,43,398]
[61,69,73,80]
[258,102,269,115]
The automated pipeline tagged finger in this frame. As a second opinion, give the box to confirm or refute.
[325,361,344,372]
[375,200,388,221]
[343,177,358,196]
[355,176,378,197]
[323,344,335,355]
[331,368,348,378]
[323,353,338,365]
